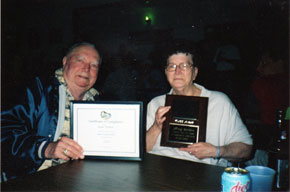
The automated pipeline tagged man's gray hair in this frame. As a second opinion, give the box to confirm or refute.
[65,42,102,65]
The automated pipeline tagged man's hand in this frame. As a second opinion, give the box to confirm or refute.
[45,137,84,160]
[179,142,217,159]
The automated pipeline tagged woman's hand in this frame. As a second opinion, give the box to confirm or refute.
[179,142,217,159]
[153,106,171,131]
[146,106,171,152]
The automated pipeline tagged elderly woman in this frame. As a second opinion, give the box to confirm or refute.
[146,48,253,167]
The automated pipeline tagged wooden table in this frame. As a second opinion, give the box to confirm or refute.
[2,153,225,191]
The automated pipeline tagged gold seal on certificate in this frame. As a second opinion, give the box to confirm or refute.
[161,95,208,148]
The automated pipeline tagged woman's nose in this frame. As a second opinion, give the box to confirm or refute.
[174,65,182,74]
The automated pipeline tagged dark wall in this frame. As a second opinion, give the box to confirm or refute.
[2,0,289,108]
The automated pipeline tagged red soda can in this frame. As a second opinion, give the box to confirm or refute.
[221,167,251,192]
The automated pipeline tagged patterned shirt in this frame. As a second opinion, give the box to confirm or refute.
[55,68,98,137]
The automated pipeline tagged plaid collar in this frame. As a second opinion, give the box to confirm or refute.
[55,68,98,100]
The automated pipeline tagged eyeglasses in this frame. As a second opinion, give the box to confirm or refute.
[166,63,193,72]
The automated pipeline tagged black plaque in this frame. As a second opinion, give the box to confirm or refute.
[161,95,208,148]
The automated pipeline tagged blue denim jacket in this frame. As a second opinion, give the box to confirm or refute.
[1,77,99,181]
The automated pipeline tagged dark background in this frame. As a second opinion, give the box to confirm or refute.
[1,0,289,115]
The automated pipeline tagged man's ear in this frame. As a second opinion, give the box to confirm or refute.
[62,57,67,67]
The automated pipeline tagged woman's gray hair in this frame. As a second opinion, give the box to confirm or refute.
[164,42,197,68]
[65,42,102,65]
[166,51,195,66]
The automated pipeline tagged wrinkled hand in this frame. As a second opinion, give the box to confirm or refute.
[179,142,217,160]
[153,106,171,131]
[45,137,84,160]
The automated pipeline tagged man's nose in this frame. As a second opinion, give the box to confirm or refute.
[256,62,263,73]
[83,62,90,71]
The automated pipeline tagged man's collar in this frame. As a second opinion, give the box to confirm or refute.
[54,68,99,100]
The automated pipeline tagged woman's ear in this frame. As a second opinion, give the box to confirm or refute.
[192,67,198,80]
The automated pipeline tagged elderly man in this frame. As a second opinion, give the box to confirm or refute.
[1,42,101,181]
[146,47,252,167]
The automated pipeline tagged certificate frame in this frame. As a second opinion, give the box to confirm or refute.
[70,101,144,161]
[161,95,208,148]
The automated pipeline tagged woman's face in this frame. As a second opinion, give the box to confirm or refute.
[165,53,198,91]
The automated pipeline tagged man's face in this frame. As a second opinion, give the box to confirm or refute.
[63,45,100,94]
[257,55,283,76]
[165,53,198,90]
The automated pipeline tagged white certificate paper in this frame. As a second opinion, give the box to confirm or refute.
[71,101,143,161]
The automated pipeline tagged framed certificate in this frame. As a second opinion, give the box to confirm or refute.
[161,95,208,148]
[70,101,144,161]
